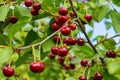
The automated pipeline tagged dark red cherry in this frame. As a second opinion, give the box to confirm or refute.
[24,0,33,7]
[58,56,65,66]
[30,9,39,15]
[94,73,103,80]
[70,24,76,30]
[59,7,68,16]
[63,38,69,45]
[33,3,41,11]
[64,65,70,70]
[48,53,55,59]
[58,47,68,56]
[106,50,116,58]
[68,37,77,45]
[51,46,59,55]
[77,38,85,46]
[9,16,18,24]
[61,26,71,36]
[79,76,87,80]
[51,23,61,31]
[84,14,92,21]
[70,64,75,69]
[30,62,45,73]
[55,18,64,26]
[2,67,14,77]
[80,59,88,67]
[53,35,60,43]
[57,15,68,23]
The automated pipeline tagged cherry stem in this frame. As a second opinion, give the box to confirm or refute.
[38,45,41,61]
[0,45,8,48]
[59,33,63,47]
[32,46,36,62]
[87,67,90,79]
[82,66,88,76]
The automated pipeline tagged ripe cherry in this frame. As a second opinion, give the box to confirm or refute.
[53,35,60,43]
[24,0,33,7]
[94,73,103,80]
[63,38,69,45]
[79,76,87,80]
[30,9,39,16]
[84,14,92,21]
[51,23,61,31]
[33,3,41,11]
[58,47,68,56]
[70,24,76,30]
[55,18,64,26]
[9,16,18,24]
[51,46,59,55]
[58,56,65,66]
[59,7,68,16]
[77,38,85,46]
[2,67,14,77]
[106,50,116,58]
[61,26,71,36]
[70,64,75,69]
[80,59,88,67]
[30,62,45,73]
[57,15,68,23]
[68,37,77,45]
[64,65,70,70]
[48,53,55,59]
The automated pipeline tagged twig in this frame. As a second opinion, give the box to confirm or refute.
[69,0,98,54]
[94,33,120,47]
[107,0,118,12]
[17,27,63,50]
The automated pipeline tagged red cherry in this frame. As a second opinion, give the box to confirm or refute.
[58,47,68,56]
[51,46,59,55]
[64,65,70,70]
[106,50,116,58]
[79,76,87,80]
[30,9,39,16]
[61,26,71,36]
[9,16,18,24]
[94,73,103,80]
[57,15,68,23]
[30,62,45,73]
[63,38,69,45]
[80,59,88,67]
[33,3,41,11]
[70,64,75,69]
[53,35,60,43]
[48,53,55,59]
[2,67,14,77]
[92,77,97,80]
[55,18,64,26]
[84,14,92,21]
[68,37,77,45]
[70,24,76,30]
[77,38,85,46]
[58,56,65,66]
[51,23,61,31]
[24,0,33,7]
[59,7,68,16]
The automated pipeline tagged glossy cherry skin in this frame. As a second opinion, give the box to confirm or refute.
[94,73,103,80]
[58,47,68,56]
[106,50,116,58]
[30,62,45,73]
[59,7,68,16]
[30,9,39,16]
[68,37,77,45]
[84,14,92,21]
[77,38,85,46]
[70,24,76,30]
[64,65,70,70]
[80,59,88,67]
[2,67,14,77]
[55,18,64,26]
[9,16,18,24]
[51,46,59,55]
[51,23,61,31]
[63,38,69,45]
[24,0,33,7]
[61,26,71,36]
[79,76,87,80]
[33,3,41,11]
[57,15,68,23]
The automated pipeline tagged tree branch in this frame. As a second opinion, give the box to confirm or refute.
[69,0,98,54]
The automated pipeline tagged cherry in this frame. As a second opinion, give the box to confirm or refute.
[94,73,103,80]
[77,38,85,46]
[70,24,76,30]
[51,23,61,31]
[58,47,68,56]
[24,0,33,7]
[48,53,55,59]
[57,15,68,23]
[55,18,64,26]
[59,7,68,16]
[30,9,39,16]
[92,77,97,80]
[68,37,77,45]
[106,50,116,58]
[63,38,69,45]
[84,14,92,21]
[58,56,65,66]
[30,62,45,73]
[61,26,71,36]
[79,76,87,80]
[9,16,18,24]
[64,65,70,70]
[80,59,88,67]
[33,3,41,11]
[2,67,14,77]
[51,46,59,55]
[70,64,75,69]
[53,35,60,43]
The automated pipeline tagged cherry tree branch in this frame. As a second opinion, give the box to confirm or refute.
[69,0,98,54]
[94,33,120,47]
[17,27,63,50]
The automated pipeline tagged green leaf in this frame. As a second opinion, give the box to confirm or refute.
[0,4,10,21]
[88,30,93,38]
[65,77,77,80]
[110,11,120,32]
[8,22,27,38]
[0,33,10,45]
[19,16,32,22]
[105,22,112,30]
[112,0,120,7]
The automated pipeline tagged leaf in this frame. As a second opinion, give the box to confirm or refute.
[19,16,32,22]
[105,21,112,30]
[0,4,10,21]
[8,22,27,38]
[0,33,10,45]
[88,30,93,38]
[65,77,77,80]
[110,11,120,33]
[112,0,120,7]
